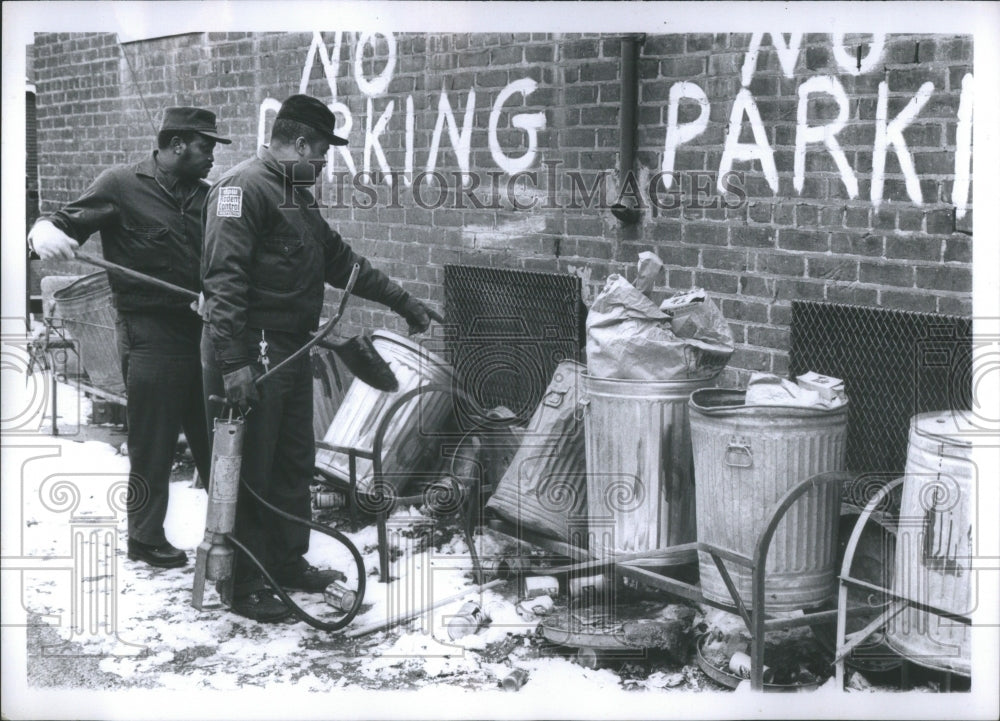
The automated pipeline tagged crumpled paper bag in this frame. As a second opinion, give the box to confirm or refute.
[585,275,734,381]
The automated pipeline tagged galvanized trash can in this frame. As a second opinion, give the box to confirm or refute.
[52,271,126,396]
[886,411,974,676]
[315,331,455,495]
[582,374,710,557]
[310,347,348,442]
[689,389,848,611]
[487,360,588,544]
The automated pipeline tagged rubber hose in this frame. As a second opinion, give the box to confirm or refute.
[231,477,367,631]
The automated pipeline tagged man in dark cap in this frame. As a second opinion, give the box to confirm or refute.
[28,106,231,569]
[201,94,442,622]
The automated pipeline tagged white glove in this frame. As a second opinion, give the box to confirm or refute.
[28,220,79,260]
[190,291,207,319]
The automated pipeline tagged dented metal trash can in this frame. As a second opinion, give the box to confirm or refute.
[689,389,848,611]
[886,411,974,676]
[582,374,709,557]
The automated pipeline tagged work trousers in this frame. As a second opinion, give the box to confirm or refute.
[117,311,211,546]
[201,326,315,596]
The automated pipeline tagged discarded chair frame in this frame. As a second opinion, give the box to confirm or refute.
[28,313,128,436]
[314,380,868,690]
[489,470,864,690]
[833,476,972,690]
[314,382,507,584]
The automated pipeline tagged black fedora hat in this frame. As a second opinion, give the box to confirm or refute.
[275,94,349,146]
[160,107,232,144]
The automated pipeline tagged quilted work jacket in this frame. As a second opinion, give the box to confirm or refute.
[202,147,408,372]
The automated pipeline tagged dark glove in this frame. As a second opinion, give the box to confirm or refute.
[395,295,444,335]
[222,366,260,412]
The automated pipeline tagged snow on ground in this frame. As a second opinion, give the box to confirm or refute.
[4,378,969,720]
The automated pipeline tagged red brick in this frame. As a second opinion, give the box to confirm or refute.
[730,347,771,372]
[937,296,973,316]
[684,223,729,246]
[807,256,858,281]
[645,35,686,55]
[886,236,942,262]
[661,56,707,77]
[826,284,879,306]
[769,303,792,327]
[778,229,828,252]
[747,325,790,351]
[916,265,972,293]
[859,260,914,287]
[943,237,971,263]
[738,275,774,298]
[703,248,750,272]
[873,208,897,231]
[831,232,884,257]
[881,289,938,314]
[755,252,805,276]
[686,34,714,52]
[722,299,769,323]
[747,202,772,224]
[695,270,739,294]
[924,208,955,234]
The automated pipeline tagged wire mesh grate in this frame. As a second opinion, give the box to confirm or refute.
[789,301,972,481]
[443,264,585,428]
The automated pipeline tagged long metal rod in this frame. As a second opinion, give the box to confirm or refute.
[254,263,360,385]
[840,576,972,625]
[345,578,505,638]
[749,470,851,690]
[76,253,199,301]
[834,600,907,664]
[711,553,753,630]
[835,476,904,689]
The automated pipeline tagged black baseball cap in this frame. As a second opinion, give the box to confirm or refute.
[159,107,231,144]
[275,94,349,146]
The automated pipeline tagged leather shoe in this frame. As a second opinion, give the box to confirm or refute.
[231,589,292,623]
[274,561,346,593]
[127,539,187,568]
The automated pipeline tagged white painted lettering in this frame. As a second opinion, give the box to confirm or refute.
[365,98,395,185]
[953,73,973,220]
[489,78,546,175]
[741,32,804,86]
[427,86,477,186]
[354,32,396,97]
[326,101,356,178]
[718,88,779,194]
[257,97,281,148]
[404,96,415,187]
[662,82,710,189]
[872,80,934,206]
[795,76,857,198]
[832,33,885,76]
[300,32,343,98]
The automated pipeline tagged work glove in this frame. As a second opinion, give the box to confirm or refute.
[190,291,208,319]
[395,296,444,335]
[222,366,260,413]
[27,220,79,260]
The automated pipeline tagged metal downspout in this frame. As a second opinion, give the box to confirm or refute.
[612,34,644,225]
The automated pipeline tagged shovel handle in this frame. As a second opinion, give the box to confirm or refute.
[253,263,361,387]
[76,253,200,302]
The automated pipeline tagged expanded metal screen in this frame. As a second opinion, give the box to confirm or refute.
[443,265,585,427]
[789,301,972,478]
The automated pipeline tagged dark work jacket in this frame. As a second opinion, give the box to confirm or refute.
[202,147,409,372]
[44,152,207,313]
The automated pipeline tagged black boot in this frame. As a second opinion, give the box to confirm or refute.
[127,539,187,568]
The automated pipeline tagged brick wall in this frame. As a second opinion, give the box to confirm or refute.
[32,31,974,385]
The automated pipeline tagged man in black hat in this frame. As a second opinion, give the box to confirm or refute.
[201,94,442,622]
[28,107,232,569]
